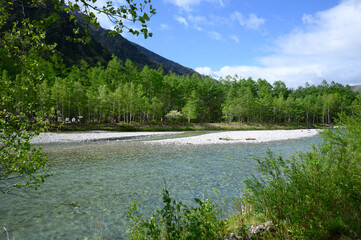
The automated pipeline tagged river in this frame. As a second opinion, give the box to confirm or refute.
[0,133,321,239]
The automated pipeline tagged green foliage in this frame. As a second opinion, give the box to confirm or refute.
[242,109,361,239]
[0,0,156,193]
[0,111,49,193]
[182,91,199,123]
[0,62,51,194]
[127,189,227,240]
[165,110,183,122]
[2,51,359,127]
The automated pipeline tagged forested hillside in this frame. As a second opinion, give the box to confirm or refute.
[37,2,112,66]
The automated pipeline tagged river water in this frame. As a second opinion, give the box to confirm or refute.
[0,133,321,239]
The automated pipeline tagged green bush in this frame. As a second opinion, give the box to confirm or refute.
[242,110,361,239]
[165,110,183,122]
[127,189,227,240]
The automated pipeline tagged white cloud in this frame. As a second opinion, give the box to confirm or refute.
[164,0,224,11]
[95,13,116,30]
[187,15,207,31]
[175,16,188,26]
[80,0,119,30]
[302,14,316,24]
[194,25,204,31]
[188,15,207,24]
[246,13,266,30]
[208,31,222,41]
[86,0,149,31]
[231,11,265,30]
[213,65,323,87]
[195,66,214,76]
[160,23,170,30]
[230,35,239,43]
[198,0,361,88]
[165,0,202,11]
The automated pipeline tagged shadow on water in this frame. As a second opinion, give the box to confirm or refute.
[0,134,321,239]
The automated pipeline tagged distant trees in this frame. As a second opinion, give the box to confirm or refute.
[182,91,199,123]
[9,55,354,125]
[3,51,358,127]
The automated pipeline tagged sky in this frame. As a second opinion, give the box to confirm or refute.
[94,0,361,88]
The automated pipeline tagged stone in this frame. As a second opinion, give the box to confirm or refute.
[227,232,240,240]
[249,221,276,237]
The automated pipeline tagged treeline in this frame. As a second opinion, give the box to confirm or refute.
[1,54,360,124]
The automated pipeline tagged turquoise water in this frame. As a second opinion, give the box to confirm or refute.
[0,134,321,239]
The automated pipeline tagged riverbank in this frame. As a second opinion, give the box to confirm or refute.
[31,129,320,144]
[30,131,179,144]
[48,122,324,132]
[146,129,319,145]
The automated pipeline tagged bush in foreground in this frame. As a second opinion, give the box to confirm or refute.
[127,189,227,240]
[243,110,361,239]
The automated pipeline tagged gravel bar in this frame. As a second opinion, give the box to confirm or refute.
[30,131,180,144]
[145,129,320,145]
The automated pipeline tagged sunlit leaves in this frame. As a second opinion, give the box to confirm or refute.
[60,0,157,39]
[0,0,156,194]
[0,110,50,193]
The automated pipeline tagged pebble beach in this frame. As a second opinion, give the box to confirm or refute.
[30,131,179,144]
[146,129,320,145]
[31,129,320,145]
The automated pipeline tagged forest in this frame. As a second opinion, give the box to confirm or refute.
[1,53,360,126]
[0,0,359,127]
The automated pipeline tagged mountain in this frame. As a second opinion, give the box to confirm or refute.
[86,26,161,70]
[133,43,196,76]
[42,8,112,66]
[4,1,113,67]
[350,85,361,93]
[72,11,196,75]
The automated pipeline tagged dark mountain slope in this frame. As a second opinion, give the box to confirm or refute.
[89,26,162,70]
[1,1,112,68]
[22,4,196,75]
[73,11,196,75]
[40,7,112,66]
[135,44,196,76]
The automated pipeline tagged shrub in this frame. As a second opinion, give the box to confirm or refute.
[127,189,227,240]
[242,111,361,239]
[165,110,183,122]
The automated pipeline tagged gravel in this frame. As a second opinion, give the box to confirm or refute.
[31,129,320,145]
[145,129,320,145]
[30,131,180,144]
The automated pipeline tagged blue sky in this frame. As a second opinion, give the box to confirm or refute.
[95,0,361,88]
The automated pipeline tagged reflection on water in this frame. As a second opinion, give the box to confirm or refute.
[0,135,321,239]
